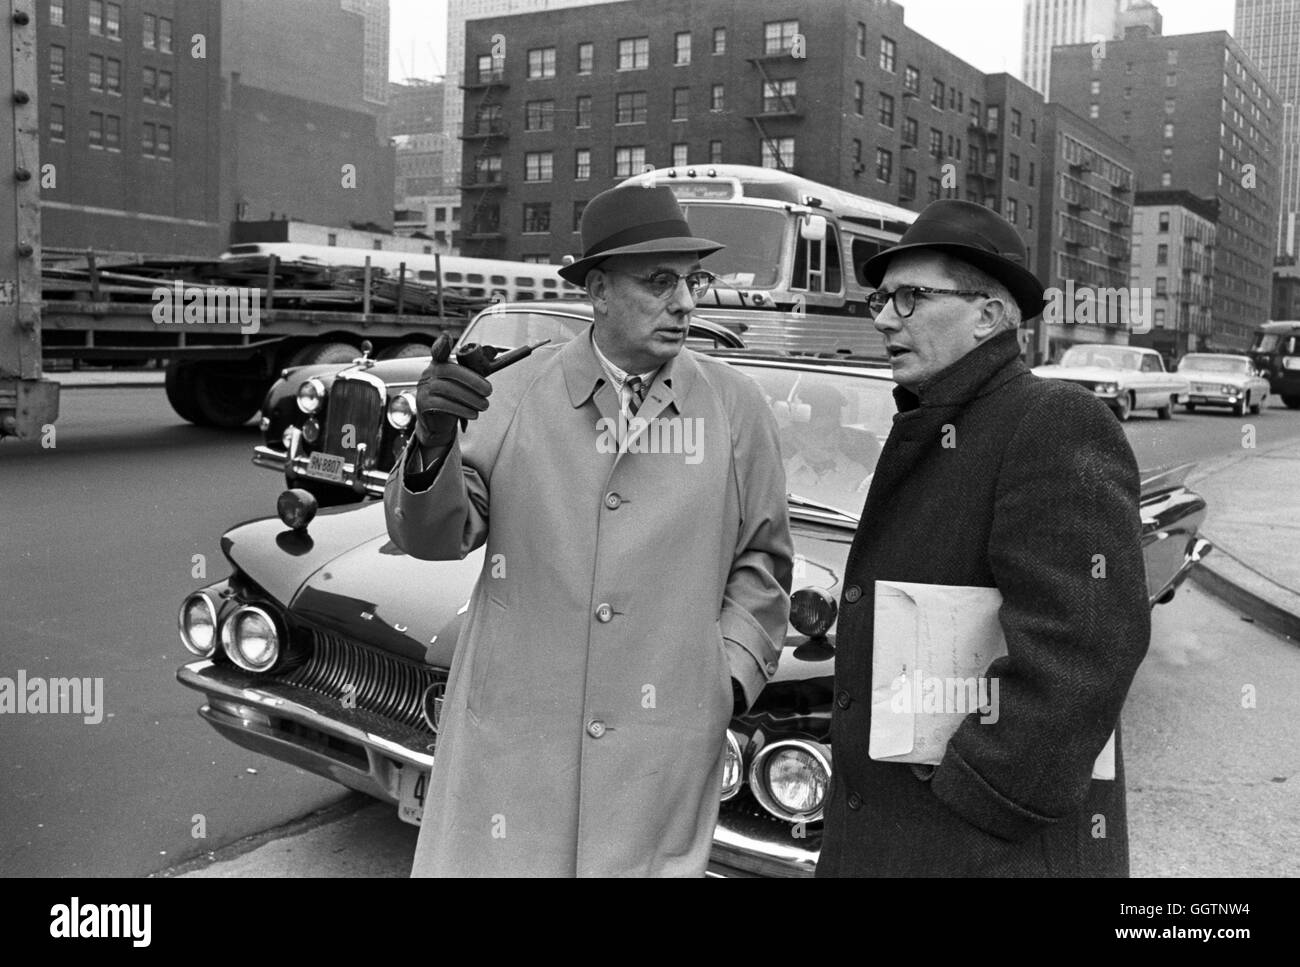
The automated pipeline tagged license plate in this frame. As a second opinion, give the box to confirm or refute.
[306,452,346,482]
[397,765,428,826]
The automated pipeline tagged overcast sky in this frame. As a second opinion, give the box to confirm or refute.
[388,0,1237,83]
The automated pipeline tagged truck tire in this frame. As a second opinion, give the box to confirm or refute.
[377,341,431,360]
[1284,395,1300,410]
[165,361,209,426]
[191,362,264,428]
[289,342,359,367]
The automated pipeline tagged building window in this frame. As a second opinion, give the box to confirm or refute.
[878,91,894,127]
[48,104,65,140]
[1166,72,1177,87]
[902,117,917,145]
[88,111,103,148]
[1010,109,1021,136]
[927,177,941,201]
[524,151,554,182]
[615,91,647,125]
[763,79,796,114]
[709,140,723,163]
[1162,147,1173,162]
[672,87,689,120]
[158,17,172,54]
[1167,49,1178,65]
[710,84,724,112]
[104,114,120,150]
[573,201,587,232]
[986,104,998,130]
[525,100,555,131]
[522,203,551,234]
[904,65,920,95]
[142,120,155,155]
[675,32,691,66]
[1090,79,1100,95]
[157,70,172,106]
[1154,308,1166,326]
[473,155,502,183]
[1163,122,1174,138]
[856,22,867,58]
[1165,97,1175,114]
[851,138,862,164]
[143,66,156,101]
[1006,197,1017,224]
[143,12,154,48]
[1158,211,1170,231]
[50,0,64,26]
[1089,103,1099,119]
[1028,161,1035,187]
[760,136,794,169]
[89,0,102,34]
[713,28,726,55]
[474,103,502,134]
[575,95,591,128]
[875,147,892,183]
[577,42,593,74]
[1026,203,1033,229]
[931,78,944,109]
[853,81,864,115]
[89,54,104,91]
[105,58,121,95]
[880,35,896,72]
[618,37,649,71]
[157,124,171,157]
[672,143,688,167]
[49,45,65,84]
[901,167,916,198]
[1156,243,1168,265]
[104,2,120,39]
[528,47,557,79]
[1155,277,1167,296]
[1008,153,1019,180]
[614,145,646,177]
[765,20,799,56]
[1160,171,1172,187]
[929,127,943,159]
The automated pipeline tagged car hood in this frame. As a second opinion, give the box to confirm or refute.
[1180,371,1253,386]
[1031,365,1136,382]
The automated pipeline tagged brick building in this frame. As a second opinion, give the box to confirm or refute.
[1050,30,1283,350]
[1129,190,1218,360]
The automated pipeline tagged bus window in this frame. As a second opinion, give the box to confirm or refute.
[491,275,507,285]
[542,279,557,288]
[517,291,536,301]
[468,274,485,284]
[542,291,559,299]
[792,234,823,292]
[445,272,463,283]
[514,277,535,287]
[851,238,887,286]
[825,226,843,293]
[468,287,486,297]
[417,270,437,281]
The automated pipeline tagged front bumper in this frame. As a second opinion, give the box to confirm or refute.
[1152,536,1213,604]
[252,427,389,498]
[178,659,816,877]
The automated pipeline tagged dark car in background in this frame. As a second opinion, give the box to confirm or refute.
[252,301,746,503]
[180,351,1213,877]
[1249,321,1300,409]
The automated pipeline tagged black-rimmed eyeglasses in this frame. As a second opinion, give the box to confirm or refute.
[607,269,716,300]
[866,284,989,319]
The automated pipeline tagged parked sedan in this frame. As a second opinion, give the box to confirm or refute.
[253,301,745,504]
[1032,345,1190,421]
[1177,353,1270,415]
[178,352,1213,877]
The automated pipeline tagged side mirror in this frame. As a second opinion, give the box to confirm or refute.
[800,214,828,242]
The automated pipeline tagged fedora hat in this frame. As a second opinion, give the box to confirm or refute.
[861,199,1045,319]
[558,184,724,286]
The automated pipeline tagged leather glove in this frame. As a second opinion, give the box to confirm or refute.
[414,333,493,448]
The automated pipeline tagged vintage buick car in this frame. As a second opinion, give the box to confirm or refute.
[178,352,1213,877]
[1176,353,1271,415]
[1032,345,1190,421]
[252,301,745,504]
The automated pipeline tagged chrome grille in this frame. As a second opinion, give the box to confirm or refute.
[278,629,446,733]
[322,376,384,464]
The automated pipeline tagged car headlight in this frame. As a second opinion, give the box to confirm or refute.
[297,378,325,415]
[721,729,743,801]
[790,588,837,638]
[749,739,832,822]
[1221,384,1237,395]
[178,592,218,658]
[220,605,281,672]
[387,391,417,430]
[1096,382,1118,395]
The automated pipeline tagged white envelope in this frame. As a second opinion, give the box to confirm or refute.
[868,580,1115,781]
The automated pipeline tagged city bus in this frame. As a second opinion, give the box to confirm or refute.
[616,164,917,356]
[1248,320,1300,408]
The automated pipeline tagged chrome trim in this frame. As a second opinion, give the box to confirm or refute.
[178,591,219,658]
[721,729,743,802]
[334,369,388,400]
[748,739,833,824]
[220,604,282,673]
[1152,536,1213,604]
[297,377,326,414]
[708,816,819,877]
[252,444,391,497]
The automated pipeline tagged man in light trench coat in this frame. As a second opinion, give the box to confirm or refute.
[384,184,793,877]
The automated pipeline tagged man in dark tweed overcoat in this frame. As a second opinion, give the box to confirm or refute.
[816,200,1151,877]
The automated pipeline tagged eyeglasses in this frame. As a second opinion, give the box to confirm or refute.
[608,269,715,300]
[866,284,989,319]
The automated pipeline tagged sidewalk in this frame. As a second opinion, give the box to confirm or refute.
[45,368,166,389]
[1187,439,1300,644]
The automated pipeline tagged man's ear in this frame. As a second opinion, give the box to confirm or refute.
[974,297,1008,339]
[586,269,609,311]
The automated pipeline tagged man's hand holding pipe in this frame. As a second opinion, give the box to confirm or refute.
[414,333,492,461]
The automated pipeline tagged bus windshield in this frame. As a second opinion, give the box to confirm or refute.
[679,204,787,289]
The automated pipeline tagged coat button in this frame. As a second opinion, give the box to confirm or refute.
[586,719,606,738]
[847,792,862,810]
[844,585,862,604]
[765,661,778,676]
[835,689,852,709]
[604,492,622,510]
[595,603,613,623]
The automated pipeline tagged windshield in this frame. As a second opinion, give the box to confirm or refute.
[679,204,787,289]
[1250,332,1298,354]
[1059,346,1142,370]
[736,364,896,519]
[458,310,588,350]
[1178,355,1250,374]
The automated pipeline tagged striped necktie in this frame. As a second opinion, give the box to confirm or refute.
[625,376,648,418]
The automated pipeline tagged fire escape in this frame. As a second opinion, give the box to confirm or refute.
[458,59,508,257]
[745,52,803,172]
[966,108,1000,207]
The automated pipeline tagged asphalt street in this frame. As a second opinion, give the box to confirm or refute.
[2,384,1299,877]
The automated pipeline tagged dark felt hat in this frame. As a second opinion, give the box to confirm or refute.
[558,184,724,286]
[861,199,1046,319]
